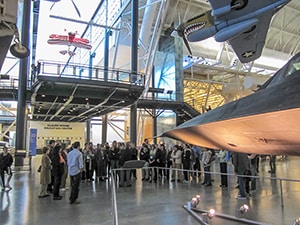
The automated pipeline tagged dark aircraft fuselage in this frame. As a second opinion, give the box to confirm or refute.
[163,52,300,155]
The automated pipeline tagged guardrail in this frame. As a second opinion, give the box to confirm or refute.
[110,164,300,225]
[0,77,33,90]
[0,78,18,89]
[34,60,146,85]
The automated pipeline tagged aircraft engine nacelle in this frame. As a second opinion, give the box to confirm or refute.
[214,18,258,42]
[187,26,217,42]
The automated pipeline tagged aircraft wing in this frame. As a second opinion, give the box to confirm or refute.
[228,12,273,63]
[71,40,92,50]
[205,0,289,63]
[162,52,300,155]
[47,39,71,46]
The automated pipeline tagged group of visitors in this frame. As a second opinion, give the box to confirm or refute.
[138,140,217,185]
[137,140,267,200]
[0,138,280,204]
[37,139,139,201]
[38,140,83,204]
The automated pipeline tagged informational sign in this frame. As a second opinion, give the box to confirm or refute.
[29,121,85,149]
[29,128,37,156]
[43,124,72,130]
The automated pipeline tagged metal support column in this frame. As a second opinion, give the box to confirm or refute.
[153,111,157,144]
[15,0,31,166]
[174,37,184,126]
[104,29,110,81]
[102,115,108,144]
[102,1,110,142]
[152,67,157,144]
[89,52,96,79]
[86,120,91,143]
[130,0,138,145]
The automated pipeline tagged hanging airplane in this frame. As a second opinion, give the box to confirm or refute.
[47,31,92,56]
[162,51,300,156]
[172,0,290,63]
[0,0,30,71]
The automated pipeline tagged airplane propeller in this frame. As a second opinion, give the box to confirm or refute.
[169,26,193,55]
[182,36,193,56]
[166,20,193,56]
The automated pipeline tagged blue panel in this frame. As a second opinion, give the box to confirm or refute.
[29,128,37,156]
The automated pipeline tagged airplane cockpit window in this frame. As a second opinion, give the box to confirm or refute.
[286,57,300,77]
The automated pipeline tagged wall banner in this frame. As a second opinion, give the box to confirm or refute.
[29,128,37,156]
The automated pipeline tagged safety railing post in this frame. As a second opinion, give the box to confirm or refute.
[279,179,284,208]
[111,169,119,225]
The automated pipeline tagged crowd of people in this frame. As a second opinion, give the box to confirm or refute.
[0,139,281,202]
[39,139,284,202]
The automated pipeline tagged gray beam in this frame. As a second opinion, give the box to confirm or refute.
[130,0,139,145]
[15,0,31,165]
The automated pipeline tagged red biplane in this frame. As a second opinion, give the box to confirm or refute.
[47,31,92,56]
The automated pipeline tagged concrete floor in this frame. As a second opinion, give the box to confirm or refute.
[1,155,300,225]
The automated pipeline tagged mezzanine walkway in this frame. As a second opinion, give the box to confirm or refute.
[0,60,200,122]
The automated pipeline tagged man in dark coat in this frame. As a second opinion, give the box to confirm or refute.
[232,152,251,199]
[47,140,56,193]
[140,142,150,181]
[0,146,13,190]
[182,143,192,183]
[119,142,133,187]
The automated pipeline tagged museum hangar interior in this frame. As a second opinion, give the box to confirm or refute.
[1,1,300,225]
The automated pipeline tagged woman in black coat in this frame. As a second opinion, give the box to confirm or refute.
[52,144,64,200]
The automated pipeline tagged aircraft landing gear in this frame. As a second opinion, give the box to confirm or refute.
[59,49,76,57]
[10,43,30,58]
[9,28,30,58]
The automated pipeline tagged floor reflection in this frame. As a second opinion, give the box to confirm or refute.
[0,156,300,225]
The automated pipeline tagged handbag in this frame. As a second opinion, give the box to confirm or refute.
[37,165,41,173]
